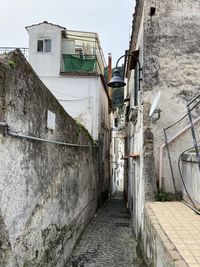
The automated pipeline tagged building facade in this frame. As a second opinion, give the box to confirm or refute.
[110,109,125,195]
[26,21,111,200]
[125,0,200,237]
[26,21,110,141]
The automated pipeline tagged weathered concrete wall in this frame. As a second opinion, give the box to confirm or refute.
[143,0,200,193]
[181,151,200,208]
[0,50,102,267]
[140,203,186,267]
[98,77,111,202]
[126,0,157,237]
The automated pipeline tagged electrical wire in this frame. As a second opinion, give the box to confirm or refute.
[51,89,92,99]
[178,146,200,210]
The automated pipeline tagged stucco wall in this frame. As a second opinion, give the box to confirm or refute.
[126,0,157,237]
[0,50,102,267]
[27,23,63,77]
[181,151,200,208]
[41,76,100,140]
[140,203,185,267]
[27,23,110,143]
[98,78,111,199]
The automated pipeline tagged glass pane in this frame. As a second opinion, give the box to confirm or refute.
[37,40,43,52]
[45,39,51,53]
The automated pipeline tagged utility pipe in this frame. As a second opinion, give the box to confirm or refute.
[108,53,112,100]
[7,130,98,148]
[0,121,98,148]
[159,116,200,191]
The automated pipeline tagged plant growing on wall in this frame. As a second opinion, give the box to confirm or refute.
[155,192,170,202]
[7,60,16,69]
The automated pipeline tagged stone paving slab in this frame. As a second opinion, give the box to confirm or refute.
[65,193,144,267]
[147,202,200,267]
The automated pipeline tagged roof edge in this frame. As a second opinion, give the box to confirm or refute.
[25,21,66,30]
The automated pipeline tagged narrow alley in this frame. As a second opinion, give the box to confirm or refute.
[65,192,143,267]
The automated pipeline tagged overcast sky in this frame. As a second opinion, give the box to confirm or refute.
[0,0,135,65]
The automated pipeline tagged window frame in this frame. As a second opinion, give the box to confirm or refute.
[37,38,52,53]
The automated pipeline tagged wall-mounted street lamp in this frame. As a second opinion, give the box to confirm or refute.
[107,68,126,88]
[107,51,142,89]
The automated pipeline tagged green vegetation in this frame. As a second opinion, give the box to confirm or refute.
[155,192,170,202]
[75,120,94,143]
[112,87,124,109]
[7,60,16,69]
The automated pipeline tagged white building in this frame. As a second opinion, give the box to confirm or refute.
[26,21,111,200]
[26,21,110,141]
[110,109,125,195]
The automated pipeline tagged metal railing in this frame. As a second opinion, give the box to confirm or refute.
[163,93,200,196]
[0,47,29,59]
[187,93,200,171]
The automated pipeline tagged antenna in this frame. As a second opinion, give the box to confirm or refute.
[149,91,161,120]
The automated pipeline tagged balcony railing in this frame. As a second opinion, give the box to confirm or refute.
[0,47,29,59]
[61,54,99,74]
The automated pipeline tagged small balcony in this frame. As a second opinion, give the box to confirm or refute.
[61,54,102,75]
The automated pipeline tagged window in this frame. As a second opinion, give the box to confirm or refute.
[37,39,52,53]
[45,39,51,53]
[129,50,140,106]
[37,40,43,52]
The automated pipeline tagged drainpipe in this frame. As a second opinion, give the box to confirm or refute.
[108,53,112,101]
[159,116,200,191]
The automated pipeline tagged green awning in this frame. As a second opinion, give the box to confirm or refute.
[63,54,96,72]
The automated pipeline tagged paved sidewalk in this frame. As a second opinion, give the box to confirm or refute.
[147,202,200,267]
[65,192,144,267]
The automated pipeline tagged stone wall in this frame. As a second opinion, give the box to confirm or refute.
[0,50,102,267]
[143,0,200,193]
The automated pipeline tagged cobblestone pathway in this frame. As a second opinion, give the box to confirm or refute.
[65,192,144,267]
